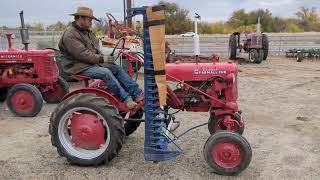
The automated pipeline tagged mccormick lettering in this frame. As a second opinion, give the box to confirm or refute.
[194,68,227,75]
[0,54,23,59]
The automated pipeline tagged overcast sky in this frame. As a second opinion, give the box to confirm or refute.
[0,0,319,27]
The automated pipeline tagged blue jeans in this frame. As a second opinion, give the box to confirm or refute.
[80,63,142,102]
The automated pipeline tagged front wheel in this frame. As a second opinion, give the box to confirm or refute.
[49,93,125,166]
[297,52,304,62]
[7,83,43,117]
[203,131,252,176]
[248,49,259,63]
[255,49,264,64]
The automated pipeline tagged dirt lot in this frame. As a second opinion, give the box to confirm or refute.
[0,57,320,180]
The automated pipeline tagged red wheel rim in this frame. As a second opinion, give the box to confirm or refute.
[10,90,35,113]
[70,112,106,150]
[43,82,64,102]
[58,107,111,159]
[211,141,243,169]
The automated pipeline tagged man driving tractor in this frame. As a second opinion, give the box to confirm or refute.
[58,7,143,109]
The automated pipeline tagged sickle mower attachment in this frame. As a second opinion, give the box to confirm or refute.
[129,5,182,161]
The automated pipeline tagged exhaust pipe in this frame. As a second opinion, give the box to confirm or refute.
[19,11,30,51]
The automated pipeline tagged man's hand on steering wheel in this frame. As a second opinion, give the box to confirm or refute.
[103,55,116,64]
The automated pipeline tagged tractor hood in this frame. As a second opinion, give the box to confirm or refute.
[165,61,238,81]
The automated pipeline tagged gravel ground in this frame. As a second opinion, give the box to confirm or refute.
[0,57,320,180]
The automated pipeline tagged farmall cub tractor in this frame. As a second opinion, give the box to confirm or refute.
[0,12,69,117]
[229,31,269,64]
[49,6,252,176]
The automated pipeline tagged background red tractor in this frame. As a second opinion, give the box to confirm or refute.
[0,11,69,117]
[229,31,269,63]
[49,5,252,176]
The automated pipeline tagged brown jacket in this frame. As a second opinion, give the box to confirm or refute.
[58,22,104,74]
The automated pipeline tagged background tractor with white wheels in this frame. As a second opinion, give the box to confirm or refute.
[229,31,269,64]
[49,5,252,176]
[0,11,69,117]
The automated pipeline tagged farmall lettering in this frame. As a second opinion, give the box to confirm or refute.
[194,68,227,75]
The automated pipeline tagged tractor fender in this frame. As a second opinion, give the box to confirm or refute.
[62,88,128,112]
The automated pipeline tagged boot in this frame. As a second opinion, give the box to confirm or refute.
[126,100,137,109]
[134,92,144,102]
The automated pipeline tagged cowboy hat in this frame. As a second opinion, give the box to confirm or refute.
[70,7,100,21]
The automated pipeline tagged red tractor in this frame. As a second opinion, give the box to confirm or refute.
[49,6,252,176]
[0,11,69,117]
[229,31,269,63]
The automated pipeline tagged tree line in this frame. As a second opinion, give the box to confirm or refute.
[1,1,320,35]
[159,1,320,34]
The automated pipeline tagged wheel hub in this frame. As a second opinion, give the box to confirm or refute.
[215,116,239,132]
[212,141,243,169]
[11,90,34,113]
[70,113,105,150]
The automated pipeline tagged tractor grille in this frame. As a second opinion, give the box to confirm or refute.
[44,56,57,78]
[234,72,238,99]
[251,35,263,48]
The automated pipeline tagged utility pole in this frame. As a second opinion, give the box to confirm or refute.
[126,0,133,28]
[123,0,126,25]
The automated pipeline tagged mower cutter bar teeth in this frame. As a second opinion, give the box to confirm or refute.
[134,6,182,162]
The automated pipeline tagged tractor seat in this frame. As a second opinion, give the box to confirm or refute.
[72,75,92,87]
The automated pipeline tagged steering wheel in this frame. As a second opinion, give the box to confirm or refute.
[110,36,126,60]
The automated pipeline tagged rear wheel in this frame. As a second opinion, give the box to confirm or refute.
[7,83,43,117]
[203,131,252,176]
[229,34,238,60]
[49,93,125,166]
[0,88,8,102]
[42,76,69,104]
[262,34,269,60]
